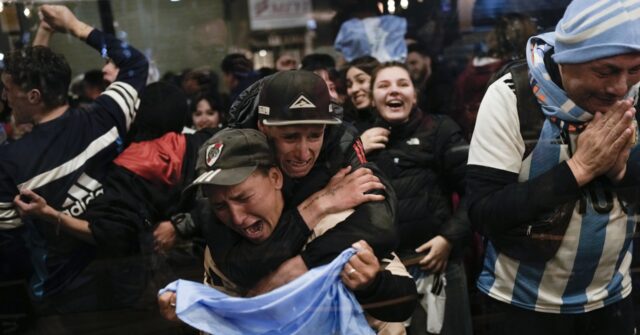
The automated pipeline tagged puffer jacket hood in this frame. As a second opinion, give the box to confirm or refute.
[226,76,268,129]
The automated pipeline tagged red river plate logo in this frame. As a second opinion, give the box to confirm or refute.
[206,143,223,167]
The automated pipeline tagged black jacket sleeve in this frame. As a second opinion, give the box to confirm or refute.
[434,116,471,252]
[301,140,398,268]
[466,162,581,235]
[354,270,418,321]
[300,127,398,267]
[614,146,640,207]
[86,166,157,256]
[300,160,398,268]
[85,29,147,94]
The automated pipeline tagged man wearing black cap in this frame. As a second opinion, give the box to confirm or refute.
[201,71,400,300]
[159,128,416,331]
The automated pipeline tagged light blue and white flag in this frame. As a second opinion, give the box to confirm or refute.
[159,248,374,335]
[334,15,407,62]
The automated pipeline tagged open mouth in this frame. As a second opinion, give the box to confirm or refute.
[244,221,264,239]
[386,99,404,110]
[288,159,311,169]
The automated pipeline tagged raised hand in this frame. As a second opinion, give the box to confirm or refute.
[567,99,636,186]
[39,5,92,39]
[360,127,390,154]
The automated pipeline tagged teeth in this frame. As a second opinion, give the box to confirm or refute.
[245,222,263,234]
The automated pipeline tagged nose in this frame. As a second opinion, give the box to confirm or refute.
[228,204,247,227]
[389,84,400,95]
[605,73,629,98]
[294,139,312,161]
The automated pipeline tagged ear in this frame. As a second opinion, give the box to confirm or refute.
[27,89,42,105]
[268,166,284,190]
[257,120,268,134]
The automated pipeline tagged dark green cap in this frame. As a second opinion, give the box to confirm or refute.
[185,128,274,192]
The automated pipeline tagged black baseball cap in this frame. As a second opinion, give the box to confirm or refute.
[184,128,274,193]
[257,70,341,126]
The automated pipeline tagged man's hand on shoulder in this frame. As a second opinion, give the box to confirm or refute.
[297,166,385,229]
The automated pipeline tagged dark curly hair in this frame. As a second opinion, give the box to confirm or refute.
[220,53,253,78]
[3,46,71,109]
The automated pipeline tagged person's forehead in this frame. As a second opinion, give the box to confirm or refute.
[204,176,255,200]
[588,53,640,68]
[270,124,325,134]
[347,66,367,77]
[313,69,330,81]
[196,99,212,108]
[376,66,411,80]
[407,52,424,61]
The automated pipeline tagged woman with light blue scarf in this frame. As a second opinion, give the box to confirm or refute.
[466,0,640,334]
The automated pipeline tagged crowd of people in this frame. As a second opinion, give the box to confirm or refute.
[1,0,640,334]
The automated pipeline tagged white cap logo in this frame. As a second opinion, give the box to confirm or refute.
[289,95,316,109]
[205,143,224,167]
[258,106,270,115]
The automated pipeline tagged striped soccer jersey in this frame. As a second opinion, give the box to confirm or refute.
[469,73,636,313]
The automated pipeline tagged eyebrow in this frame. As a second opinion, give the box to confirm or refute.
[229,190,251,201]
[593,62,640,71]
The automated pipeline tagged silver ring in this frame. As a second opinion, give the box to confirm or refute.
[347,268,357,275]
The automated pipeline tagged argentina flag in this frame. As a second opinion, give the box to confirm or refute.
[159,248,374,335]
[334,15,407,62]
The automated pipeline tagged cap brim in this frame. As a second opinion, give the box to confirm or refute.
[183,165,258,195]
[261,118,342,126]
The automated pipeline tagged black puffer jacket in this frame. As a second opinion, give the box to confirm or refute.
[368,109,471,258]
[87,129,216,256]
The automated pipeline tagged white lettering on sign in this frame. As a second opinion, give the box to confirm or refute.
[249,0,312,30]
